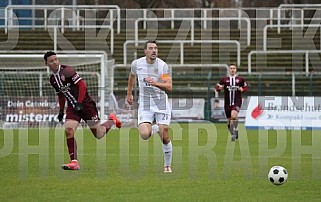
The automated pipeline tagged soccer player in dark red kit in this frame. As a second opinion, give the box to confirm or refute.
[44,51,122,170]
[215,64,248,141]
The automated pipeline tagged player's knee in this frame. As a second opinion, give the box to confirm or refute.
[138,126,151,140]
[95,134,104,139]
[160,128,170,144]
[231,116,238,120]
[65,128,74,138]
[140,133,150,140]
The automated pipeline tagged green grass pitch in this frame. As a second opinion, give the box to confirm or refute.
[0,122,321,201]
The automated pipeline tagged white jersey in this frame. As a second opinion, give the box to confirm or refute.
[130,57,171,113]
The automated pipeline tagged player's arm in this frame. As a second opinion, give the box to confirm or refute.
[145,63,172,92]
[126,73,136,105]
[50,79,66,112]
[145,73,172,92]
[239,79,248,92]
[215,78,225,92]
[58,93,66,112]
[57,93,65,122]
[50,78,65,122]
[76,79,86,103]
[159,74,172,92]
[70,69,85,111]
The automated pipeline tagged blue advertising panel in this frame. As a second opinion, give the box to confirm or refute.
[0,0,32,26]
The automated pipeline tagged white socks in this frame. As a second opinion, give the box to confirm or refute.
[151,124,172,167]
[162,141,172,167]
[151,124,159,136]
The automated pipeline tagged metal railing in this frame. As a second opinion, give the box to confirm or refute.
[127,8,278,27]
[4,4,121,34]
[123,40,240,66]
[3,5,321,75]
[248,50,321,74]
[50,25,114,54]
[2,5,321,32]
[263,24,321,51]
[134,17,251,46]
[114,63,321,97]
[277,4,321,33]
[238,71,318,96]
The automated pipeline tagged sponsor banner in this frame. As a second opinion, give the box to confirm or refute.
[245,96,321,130]
[0,96,59,128]
[169,98,205,120]
[0,96,115,128]
[114,98,205,126]
[1,96,205,127]
[210,98,247,122]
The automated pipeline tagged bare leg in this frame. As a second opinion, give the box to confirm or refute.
[138,122,153,140]
[88,114,122,139]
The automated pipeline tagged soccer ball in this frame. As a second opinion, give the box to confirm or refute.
[268,166,288,185]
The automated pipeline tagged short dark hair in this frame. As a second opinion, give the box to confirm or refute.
[44,51,56,61]
[229,63,237,68]
[144,40,157,49]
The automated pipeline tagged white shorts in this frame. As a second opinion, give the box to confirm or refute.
[138,109,171,125]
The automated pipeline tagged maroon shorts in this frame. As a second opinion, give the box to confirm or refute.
[66,100,100,126]
[224,105,240,119]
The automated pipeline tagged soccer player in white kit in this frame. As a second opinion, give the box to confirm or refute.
[126,40,173,173]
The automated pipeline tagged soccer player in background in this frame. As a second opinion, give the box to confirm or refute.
[126,40,173,173]
[216,64,248,141]
[44,51,122,170]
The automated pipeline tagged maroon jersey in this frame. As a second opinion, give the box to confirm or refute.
[216,75,248,107]
[50,65,93,108]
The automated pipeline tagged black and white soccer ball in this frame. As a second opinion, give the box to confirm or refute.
[268,166,288,185]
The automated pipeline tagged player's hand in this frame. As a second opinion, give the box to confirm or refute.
[74,102,83,112]
[215,84,224,92]
[239,87,243,92]
[58,110,64,122]
[144,77,156,86]
[126,94,133,105]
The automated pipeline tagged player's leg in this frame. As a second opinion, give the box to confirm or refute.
[151,123,159,135]
[227,118,232,135]
[156,112,172,173]
[225,107,234,138]
[88,115,122,139]
[150,115,159,135]
[82,101,122,139]
[62,109,81,170]
[137,109,154,140]
[88,120,114,139]
[230,109,239,140]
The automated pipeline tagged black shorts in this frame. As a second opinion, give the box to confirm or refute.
[224,105,240,119]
